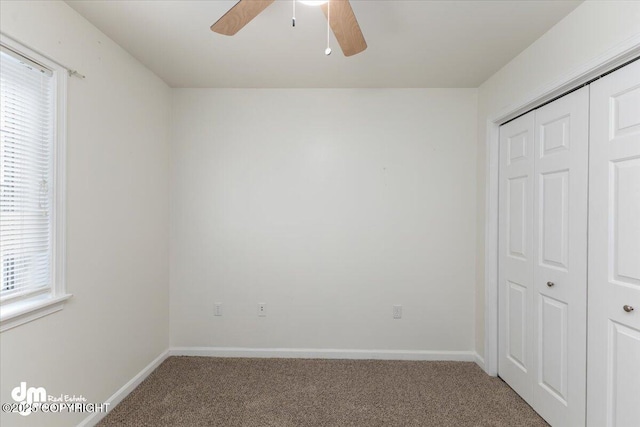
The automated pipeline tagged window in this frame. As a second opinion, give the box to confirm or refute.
[0,36,69,332]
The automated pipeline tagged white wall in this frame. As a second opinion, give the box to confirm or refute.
[475,1,640,357]
[170,89,478,353]
[0,1,171,426]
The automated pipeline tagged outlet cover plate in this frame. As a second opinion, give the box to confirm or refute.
[393,305,402,319]
[258,303,267,317]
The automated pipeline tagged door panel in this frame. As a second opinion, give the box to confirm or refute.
[588,59,640,427]
[499,112,535,404]
[499,86,588,426]
[539,294,568,404]
[508,280,528,369]
[508,176,528,260]
[608,321,640,427]
[612,158,640,286]
[540,170,569,269]
[533,86,589,427]
[541,115,571,156]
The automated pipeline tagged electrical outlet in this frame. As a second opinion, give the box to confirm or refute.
[258,303,267,317]
[393,305,402,319]
[214,303,222,316]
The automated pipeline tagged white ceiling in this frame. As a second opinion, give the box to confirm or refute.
[66,0,581,88]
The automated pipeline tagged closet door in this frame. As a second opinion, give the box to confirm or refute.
[499,87,589,426]
[533,87,588,427]
[587,59,640,427]
[499,112,535,404]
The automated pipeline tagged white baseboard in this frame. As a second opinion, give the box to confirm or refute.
[474,352,485,371]
[169,347,477,362]
[77,350,169,427]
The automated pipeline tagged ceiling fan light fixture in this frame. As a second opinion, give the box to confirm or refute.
[211,0,367,56]
[299,0,328,6]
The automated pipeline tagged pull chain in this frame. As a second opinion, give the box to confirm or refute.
[325,1,332,55]
[292,0,296,27]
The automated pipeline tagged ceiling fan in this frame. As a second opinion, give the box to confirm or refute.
[211,0,367,57]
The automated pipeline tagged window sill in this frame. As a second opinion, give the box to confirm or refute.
[0,293,72,333]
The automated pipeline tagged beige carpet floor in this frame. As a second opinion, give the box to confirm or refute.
[98,356,548,427]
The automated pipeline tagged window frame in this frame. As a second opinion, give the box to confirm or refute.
[0,35,70,332]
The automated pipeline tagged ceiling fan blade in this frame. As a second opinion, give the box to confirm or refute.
[321,0,367,57]
[211,0,275,36]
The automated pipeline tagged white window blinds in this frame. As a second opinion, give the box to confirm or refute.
[0,47,55,301]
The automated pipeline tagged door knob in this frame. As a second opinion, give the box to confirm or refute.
[546,281,555,287]
[623,305,634,313]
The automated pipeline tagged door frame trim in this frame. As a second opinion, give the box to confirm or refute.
[483,33,640,376]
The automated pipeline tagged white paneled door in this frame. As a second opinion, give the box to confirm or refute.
[587,59,640,427]
[499,111,535,404]
[533,87,588,427]
[499,87,589,426]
